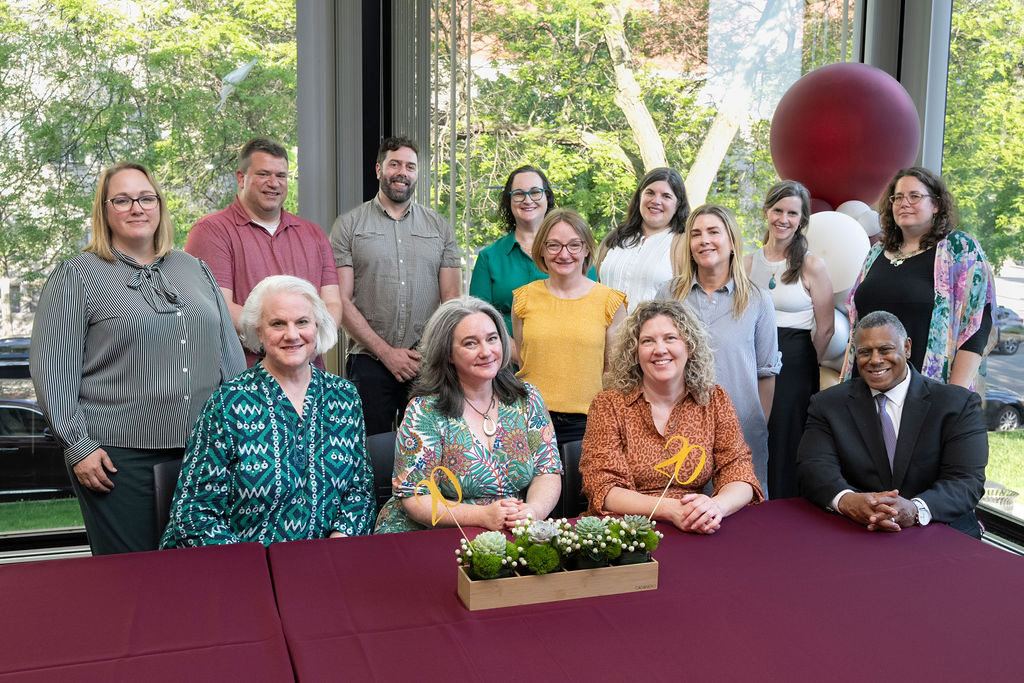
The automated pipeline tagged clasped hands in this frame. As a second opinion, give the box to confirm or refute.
[660,493,723,535]
[837,489,915,532]
[485,498,541,531]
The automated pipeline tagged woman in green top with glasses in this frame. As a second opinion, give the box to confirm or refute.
[470,165,595,335]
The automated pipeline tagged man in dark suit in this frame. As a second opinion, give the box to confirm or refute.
[798,310,987,537]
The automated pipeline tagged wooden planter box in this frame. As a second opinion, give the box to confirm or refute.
[457,560,658,611]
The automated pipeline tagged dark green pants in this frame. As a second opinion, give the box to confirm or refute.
[68,445,184,555]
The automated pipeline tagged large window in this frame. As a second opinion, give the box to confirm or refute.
[427,0,855,263]
[944,0,1024,528]
[0,0,298,537]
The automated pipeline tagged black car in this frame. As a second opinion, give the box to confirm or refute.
[0,337,31,379]
[0,398,71,501]
[984,388,1024,431]
[993,307,1024,355]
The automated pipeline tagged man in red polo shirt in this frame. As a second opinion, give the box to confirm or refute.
[186,137,342,367]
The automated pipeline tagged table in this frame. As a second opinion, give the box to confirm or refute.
[268,498,1024,682]
[0,542,292,682]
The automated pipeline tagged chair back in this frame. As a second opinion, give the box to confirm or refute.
[560,439,588,517]
[366,431,398,513]
[153,458,183,538]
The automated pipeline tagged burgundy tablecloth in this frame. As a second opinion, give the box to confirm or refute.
[268,498,1024,682]
[0,543,292,682]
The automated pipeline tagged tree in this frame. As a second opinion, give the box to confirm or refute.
[0,0,297,285]
[943,0,1024,268]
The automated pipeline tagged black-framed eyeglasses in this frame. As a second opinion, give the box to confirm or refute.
[544,240,585,255]
[509,187,546,203]
[889,192,932,206]
[106,195,160,212]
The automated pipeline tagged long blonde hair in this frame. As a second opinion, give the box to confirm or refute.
[670,204,754,318]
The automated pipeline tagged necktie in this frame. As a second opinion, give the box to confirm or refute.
[875,393,896,471]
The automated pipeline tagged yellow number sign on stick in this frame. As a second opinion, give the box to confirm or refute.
[648,435,707,521]
[413,465,470,544]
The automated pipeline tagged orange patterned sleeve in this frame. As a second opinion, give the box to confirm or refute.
[580,390,632,514]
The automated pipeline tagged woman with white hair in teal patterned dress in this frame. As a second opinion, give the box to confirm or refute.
[161,275,374,547]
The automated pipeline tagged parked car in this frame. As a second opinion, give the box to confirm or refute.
[0,398,71,501]
[984,388,1024,431]
[0,337,31,379]
[993,306,1024,355]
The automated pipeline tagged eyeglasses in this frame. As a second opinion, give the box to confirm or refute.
[106,195,160,212]
[509,187,545,203]
[889,192,932,206]
[544,240,585,255]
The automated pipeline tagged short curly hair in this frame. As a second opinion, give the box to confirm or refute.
[605,299,717,405]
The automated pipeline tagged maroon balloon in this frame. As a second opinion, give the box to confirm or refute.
[810,198,833,214]
[770,63,920,208]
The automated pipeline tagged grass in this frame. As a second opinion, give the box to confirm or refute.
[0,497,83,533]
[985,430,1024,495]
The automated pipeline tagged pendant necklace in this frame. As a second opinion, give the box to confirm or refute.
[889,248,920,267]
[767,261,783,290]
[465,394,497,436]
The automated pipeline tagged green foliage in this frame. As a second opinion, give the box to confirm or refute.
[943,0,1024,267]
[523,542,560,574]
[470,552,503,579]
[0,0,297,281]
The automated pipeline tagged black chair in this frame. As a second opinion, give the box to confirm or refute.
[366,431,398,514]
[560,439,588,518]
[153,458,183,537]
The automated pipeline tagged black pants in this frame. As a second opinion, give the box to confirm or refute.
[767,328,819,499]
[347,353,413,436]
[69,445,184,555]
[549,411,588,448]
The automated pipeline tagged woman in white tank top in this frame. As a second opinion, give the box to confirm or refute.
[745,181,834,499]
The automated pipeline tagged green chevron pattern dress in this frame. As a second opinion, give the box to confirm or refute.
[374,382,561,533]
[160,364,374,547]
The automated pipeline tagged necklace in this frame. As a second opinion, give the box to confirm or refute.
[465,394,497,436]
[764,254,785,290]
[888,247,921,267]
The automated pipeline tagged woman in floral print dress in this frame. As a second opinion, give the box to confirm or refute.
[375,297,562,533]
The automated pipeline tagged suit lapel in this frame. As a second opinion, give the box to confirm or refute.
[845,380,893,488]
[892,370,930,488]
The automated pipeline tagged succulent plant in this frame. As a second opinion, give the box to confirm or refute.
[621,514,653,534]
[527,519,561,544]
[473,530,509,556]
[575,516,607,536]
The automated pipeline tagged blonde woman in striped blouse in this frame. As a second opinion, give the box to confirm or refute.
[30,162,244,555]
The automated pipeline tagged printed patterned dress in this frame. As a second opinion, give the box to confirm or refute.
[160,364,374,547]
[374,382,561,533]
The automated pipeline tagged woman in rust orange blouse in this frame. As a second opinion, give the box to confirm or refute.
[580,299,762,533]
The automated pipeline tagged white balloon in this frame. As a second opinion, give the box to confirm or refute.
[820,308,851,372]
[833,286,851,314]
[836,200,881,237]
[836,200,870,217]
[806,211,871,292]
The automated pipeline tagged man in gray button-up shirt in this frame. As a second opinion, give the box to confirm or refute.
[331,136,461,435]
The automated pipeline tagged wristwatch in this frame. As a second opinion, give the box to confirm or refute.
[911,498,931,526]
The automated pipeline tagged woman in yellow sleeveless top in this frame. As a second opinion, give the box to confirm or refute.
[512,208,627,446]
